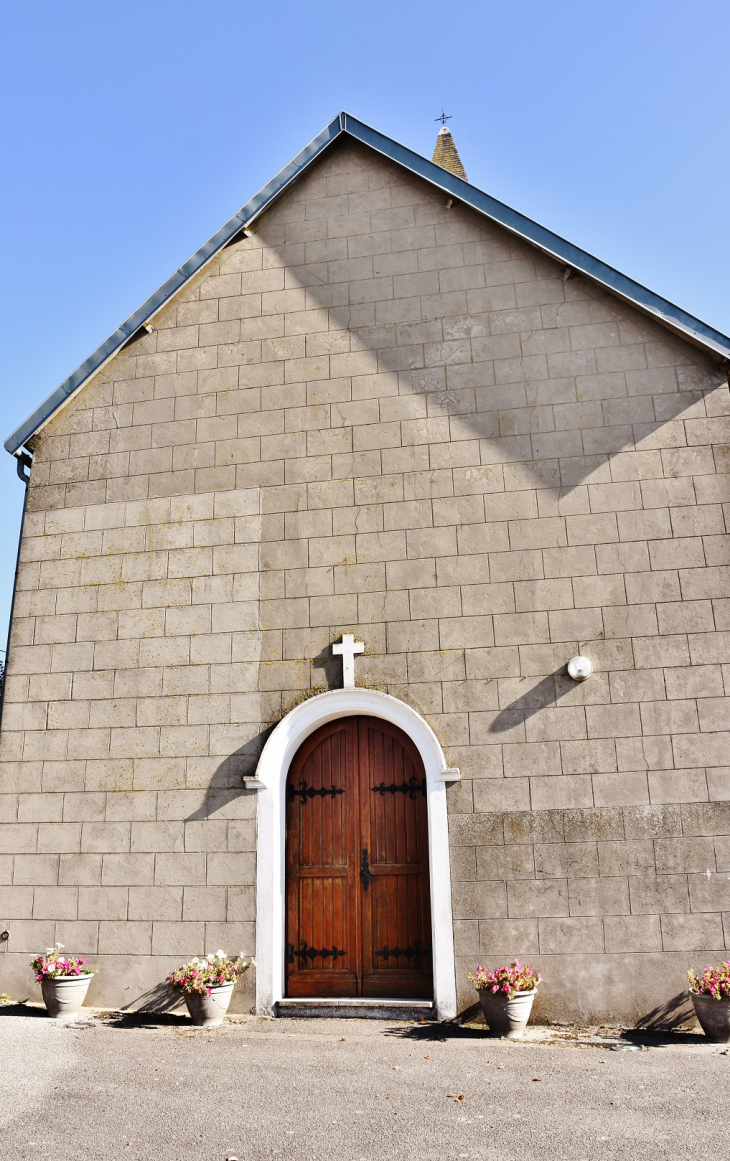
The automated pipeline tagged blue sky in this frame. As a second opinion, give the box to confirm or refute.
[1,0,728,650]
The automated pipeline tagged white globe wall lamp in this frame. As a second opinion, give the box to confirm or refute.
[567,655,593,682]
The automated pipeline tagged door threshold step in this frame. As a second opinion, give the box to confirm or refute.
[275,998,436,1021]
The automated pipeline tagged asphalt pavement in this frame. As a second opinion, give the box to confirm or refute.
[1,1005,727,1161]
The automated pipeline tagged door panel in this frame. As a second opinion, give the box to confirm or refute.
[285,720,358,997]
[285,716,433,999]
[359,718,433,999]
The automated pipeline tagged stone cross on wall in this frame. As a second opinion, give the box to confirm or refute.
[332,634,365,689]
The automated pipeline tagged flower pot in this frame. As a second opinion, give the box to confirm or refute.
[478,988,536,1039]
[183,982,235,1028]
[691,992,730,1043]
[41,974,92,1020]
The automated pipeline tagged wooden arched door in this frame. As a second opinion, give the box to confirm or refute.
[285,716,433,999]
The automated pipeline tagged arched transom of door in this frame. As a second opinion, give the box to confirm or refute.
[285,715,433,1000]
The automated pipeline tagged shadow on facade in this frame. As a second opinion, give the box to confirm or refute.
[111,981,185,1017]
[488,667,574,732]
[186,645,349,825]
[0,1001,45,1018]
[255,141,727,498]
[311,645,342,690]
[635,989,695,1032]
[185,784,258,823]
[185,730,275,822]
[383,1014,502,1042]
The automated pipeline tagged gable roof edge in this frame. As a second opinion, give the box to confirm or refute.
[4,115,345,457]
[6,112,729,457]
[342,116,730,362]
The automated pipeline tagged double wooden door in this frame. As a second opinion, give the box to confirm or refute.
[285,716,433,999]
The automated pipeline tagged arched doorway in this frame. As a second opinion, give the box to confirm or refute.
[250,686,458,1019]
[285,716,432,1000]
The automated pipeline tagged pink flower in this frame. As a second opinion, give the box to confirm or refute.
[688,961,730,999]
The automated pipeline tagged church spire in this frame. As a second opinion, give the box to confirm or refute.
[431,111,468,182]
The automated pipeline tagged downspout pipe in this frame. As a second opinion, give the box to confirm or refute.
[0,451,32,727]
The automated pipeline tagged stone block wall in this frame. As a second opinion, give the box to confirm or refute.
[450,802,730,1020]
[0,488,261,1008]
[0,138,728,1019]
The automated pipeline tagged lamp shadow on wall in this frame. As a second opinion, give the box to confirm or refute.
[488,667,575,733]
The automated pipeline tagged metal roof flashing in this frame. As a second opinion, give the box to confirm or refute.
[6,112,730,458]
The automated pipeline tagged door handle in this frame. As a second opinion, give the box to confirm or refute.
[360,847,375,890]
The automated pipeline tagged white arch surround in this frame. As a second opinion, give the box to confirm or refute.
[249,688,460,1019]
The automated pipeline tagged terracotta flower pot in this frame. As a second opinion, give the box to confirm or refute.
[183,982,235,1028]
[478,988,536,1039]
[41,974,92,1020]
[691,992,730,1043]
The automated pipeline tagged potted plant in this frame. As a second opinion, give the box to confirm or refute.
[687,962,730,1043]
[468,958,542,1039]
[31,945,97,1020]
[167,951,250,1028]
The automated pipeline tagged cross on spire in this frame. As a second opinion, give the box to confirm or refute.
[332,634,365,689]
[435,109,452,126]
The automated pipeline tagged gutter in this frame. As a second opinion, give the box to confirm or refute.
[0,452,32,727]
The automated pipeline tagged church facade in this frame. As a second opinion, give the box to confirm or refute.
[2,113,729,1023]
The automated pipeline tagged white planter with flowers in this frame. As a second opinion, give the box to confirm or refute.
[687,961,730,1043]
[167,951,251,1028]
[469,959,542,1039]
[31,945,97,1020]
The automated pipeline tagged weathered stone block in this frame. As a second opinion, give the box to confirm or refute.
[687,873,730,913]
[451,880,507,921]
[681,801,730,836]
[474,845,534,881]
[628,874,689,914]
[623,805,682,839]
[449,813,503,847]
[534,842,599,879]
[503,810,563,845]
[660,913,725,950]
[128,886,182,922]
[478,918,539,955]
[538,917,604,954]
[568,877,629,916]
[508,879,568,919]
[597,840,656,877]
[563,808,624,843]
[79,886,128,920]
[603,915,662,953]
[654,837,716,875]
